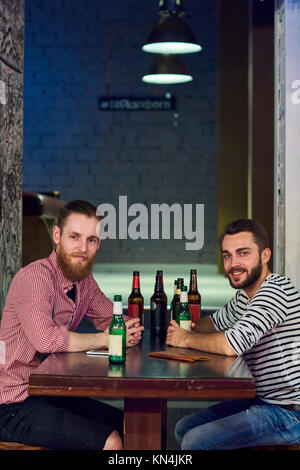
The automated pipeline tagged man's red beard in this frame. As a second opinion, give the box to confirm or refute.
[56,246,96,281]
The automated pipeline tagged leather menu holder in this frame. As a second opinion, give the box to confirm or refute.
[148,350,210,363]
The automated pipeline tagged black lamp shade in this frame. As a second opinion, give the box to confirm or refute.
[142,54,193,84]
[142,15,202,54]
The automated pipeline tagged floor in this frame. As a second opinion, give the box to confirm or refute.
[100,398,219,450]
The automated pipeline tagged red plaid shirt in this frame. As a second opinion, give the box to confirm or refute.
[0,250,113,404]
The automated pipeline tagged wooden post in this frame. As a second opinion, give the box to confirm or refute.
[0,0,24,315]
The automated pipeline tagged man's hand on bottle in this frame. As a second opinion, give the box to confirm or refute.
[125,318,144,347]
[166,319,192,348]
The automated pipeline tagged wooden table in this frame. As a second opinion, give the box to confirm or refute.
[28,331,255,450]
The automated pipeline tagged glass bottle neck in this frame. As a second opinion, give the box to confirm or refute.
[132,276,140,289]
[157,272,164,287]
[113,301,123,315]
[154,277,163,293]
[132,275,141,291]
[189,273,198,292]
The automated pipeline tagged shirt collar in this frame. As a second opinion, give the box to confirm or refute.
[239,273,273,300]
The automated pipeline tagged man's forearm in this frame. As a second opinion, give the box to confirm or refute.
[68,330,109,352]
[190,315,236,355]
[67,317,143,352]
[182,330,236,356]
[166,318,237,356]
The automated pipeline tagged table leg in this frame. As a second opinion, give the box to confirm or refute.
[123,398,167,450]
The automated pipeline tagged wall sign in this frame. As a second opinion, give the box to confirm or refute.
[99,96,175,111]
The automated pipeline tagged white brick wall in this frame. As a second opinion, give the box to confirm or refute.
[23,0,218,263]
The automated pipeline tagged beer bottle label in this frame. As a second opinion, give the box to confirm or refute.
[179,319,192,331]
[128,303,144,321]
[128,304,143,318]
[109,335,123,356]
[189,304,200,323]
[150,302,167,332]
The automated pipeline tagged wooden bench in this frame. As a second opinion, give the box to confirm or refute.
[1,440,299,450]
[0,441,49,450]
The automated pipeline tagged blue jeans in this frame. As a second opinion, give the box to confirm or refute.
[0,396,123,450]
[175,398,300,450]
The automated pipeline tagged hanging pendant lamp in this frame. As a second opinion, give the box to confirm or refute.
[142,54,193,85]
[142,0,202,55]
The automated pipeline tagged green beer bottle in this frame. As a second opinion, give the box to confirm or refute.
[176,286,192,331]
[109,295,126,364]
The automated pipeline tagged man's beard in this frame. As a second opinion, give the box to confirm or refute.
[56,246,96,282]
[226,258,262,290]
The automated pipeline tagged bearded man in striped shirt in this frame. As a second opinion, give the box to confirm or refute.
[0,200,143,450]
[167,218,300,450]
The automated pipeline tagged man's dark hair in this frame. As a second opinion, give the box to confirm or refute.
[218,218,269,253]
[58,200,102,231]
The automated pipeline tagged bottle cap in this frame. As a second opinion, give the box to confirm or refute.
[114,295,122,301]
[133,271,140,276]
[181,286,187,292]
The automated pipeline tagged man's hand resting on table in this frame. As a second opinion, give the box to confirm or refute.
[166,319,236,356]
[102,317,143,348]
[68,317,143,352]
[125,318,144,347]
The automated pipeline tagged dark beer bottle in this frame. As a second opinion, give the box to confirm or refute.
[170,280,181,320]
[156,270,167,303]
[109,295,126,364]
[176,286,192,331]
[128,271,144,326]
[177,277,184,291]
[170,279,178,310]
[173,279,178,295]
[150,274,168,335]
[188,269,201,323]
[156,270,165,288]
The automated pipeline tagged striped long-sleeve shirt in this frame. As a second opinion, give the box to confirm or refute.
[211,273,300,405]
[0,250,113,404]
